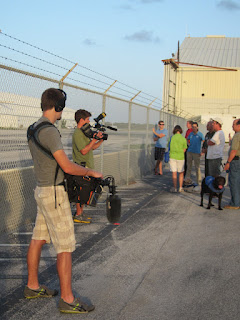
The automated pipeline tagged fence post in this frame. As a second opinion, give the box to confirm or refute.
[127,91,141,185]
[101,80,117,173]
[147,98,157,154]
[58,63,78,132]
[127,101,132,185]
[101,94,107,173]
[146,106,149,153]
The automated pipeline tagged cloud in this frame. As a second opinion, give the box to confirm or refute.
[217,0,240,10]
[124,30,160,43]
[83,39,96,46]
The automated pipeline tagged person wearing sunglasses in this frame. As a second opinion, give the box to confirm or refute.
[152,121,168,175]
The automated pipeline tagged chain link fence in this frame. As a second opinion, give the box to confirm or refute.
[0,62,206,234]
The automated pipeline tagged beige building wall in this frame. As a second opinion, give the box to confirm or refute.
[175,67,240,116]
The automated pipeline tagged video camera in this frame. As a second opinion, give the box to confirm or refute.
[89,176,121,223]
[65,174,121,223]
[81,112,117,141]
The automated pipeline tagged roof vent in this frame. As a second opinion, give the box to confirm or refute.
[206,35,225,38]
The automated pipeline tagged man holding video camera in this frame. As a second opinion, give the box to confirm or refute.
[72,109,104,223]
[26,88,102,313]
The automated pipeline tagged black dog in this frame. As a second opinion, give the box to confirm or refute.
[200,176,226,210]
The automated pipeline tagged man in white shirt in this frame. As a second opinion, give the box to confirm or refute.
[206,117,225,177]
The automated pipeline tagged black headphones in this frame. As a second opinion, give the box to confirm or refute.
[55,89,67,112]
[41,89,67,112]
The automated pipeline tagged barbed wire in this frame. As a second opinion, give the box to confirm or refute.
[0,31,163,105]
[0,31,208,121]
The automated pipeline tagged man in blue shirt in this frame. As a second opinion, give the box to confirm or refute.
[184,122,205,185]
[152,121,168,175]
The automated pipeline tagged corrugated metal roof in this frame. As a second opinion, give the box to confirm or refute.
[174,36,240,68]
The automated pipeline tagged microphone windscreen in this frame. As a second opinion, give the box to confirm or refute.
[106,194,121,223]
[106,125,118,131]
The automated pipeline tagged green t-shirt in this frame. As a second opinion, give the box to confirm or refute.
[231,131,240,156]
[72,128,94,168]
[169,133,187,160]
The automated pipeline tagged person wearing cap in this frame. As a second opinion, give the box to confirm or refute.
[223,119,240,209]
[206,117,225,177]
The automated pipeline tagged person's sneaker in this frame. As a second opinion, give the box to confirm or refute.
[82,213,92,220]
[170,187,177,193]
[183,178,192,185]
[178,187,184,193]
[224,205,240,210]
[24,285,58,299]
[73,214,91,224]
[59,297,95,313]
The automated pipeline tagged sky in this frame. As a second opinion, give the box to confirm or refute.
[1,0,240,105]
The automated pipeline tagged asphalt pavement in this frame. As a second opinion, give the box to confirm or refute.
[1,155,240,320]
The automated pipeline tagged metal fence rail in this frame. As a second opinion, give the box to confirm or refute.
[0,63,206,234]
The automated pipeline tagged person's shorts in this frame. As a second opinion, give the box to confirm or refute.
[32,186,76,254]
[207,158,222,177]
[155,147,165,161]
[169,159,185,173]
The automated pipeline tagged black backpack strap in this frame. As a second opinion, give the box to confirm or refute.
[27,121,62,208]
[27,121,56,159]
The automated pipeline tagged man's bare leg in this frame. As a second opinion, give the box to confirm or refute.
[158,161,163,175]
[155,160,160,174]
[75,202,84,216]
[57,252,74,303]
[27,239,46,289]
[179,172,184,189]
[172,172,177,189]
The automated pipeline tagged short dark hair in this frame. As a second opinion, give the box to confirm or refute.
[41,88,65,111]
[158,120,164,125]
[187,121,193,125]
[173,125,182,134]
[236,119,240,125]
[192,122,198,127]
[75,109,92,124]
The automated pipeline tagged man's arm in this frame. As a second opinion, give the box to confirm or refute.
[208,140,215,146]
[224,149,238,171]
[208,131,218,146]
[92,139,104,150]
[152,128,165,138]
[80,131,103,154]
[53,149,103,178]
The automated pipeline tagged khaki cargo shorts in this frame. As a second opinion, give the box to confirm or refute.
[32,186,76,254]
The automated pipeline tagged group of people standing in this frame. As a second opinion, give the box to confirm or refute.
[153,118,240,209]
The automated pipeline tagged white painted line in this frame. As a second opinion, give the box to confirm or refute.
[12,232,33,235]
[0,257,56,261]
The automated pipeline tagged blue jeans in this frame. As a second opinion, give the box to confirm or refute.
[229,159,240,207]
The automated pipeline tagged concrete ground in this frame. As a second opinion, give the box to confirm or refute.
[1,153,240,320]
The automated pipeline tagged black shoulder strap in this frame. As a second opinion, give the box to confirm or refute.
[27,121,56,159]
[27,121,61,190]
